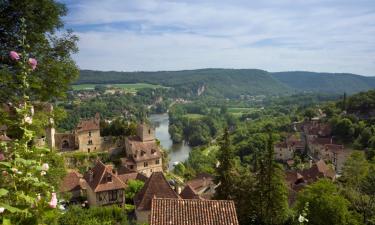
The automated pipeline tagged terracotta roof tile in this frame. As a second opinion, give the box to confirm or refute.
[186,173,214,192]
[60,171,84,192]
[180,184,201,200]
[134,172,180,211]
[75,116,100,133]
[117,166,148,186]
[83,161,126,192]
[150,198,239,225]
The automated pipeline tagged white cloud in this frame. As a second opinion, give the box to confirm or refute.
[60,0,375,75]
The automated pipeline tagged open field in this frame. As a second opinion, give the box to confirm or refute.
[71,83,166,91]
[228,107,257,117]
[183,113,205,119]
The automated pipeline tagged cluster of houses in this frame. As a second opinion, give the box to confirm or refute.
[274,119,351,204]
[57,113,236,224]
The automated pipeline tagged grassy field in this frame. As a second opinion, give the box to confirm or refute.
[183,113,205,119]
[228,107,257,117]
[71,83,166,91]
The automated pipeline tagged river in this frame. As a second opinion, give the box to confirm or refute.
[149,114,192,169]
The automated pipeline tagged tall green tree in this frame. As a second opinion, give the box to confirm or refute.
[251,133,290,225]
[215,127,236,200]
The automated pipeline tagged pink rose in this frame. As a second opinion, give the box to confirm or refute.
[49,192,57,208]
[28,58,37,70]
[9,51,20,61]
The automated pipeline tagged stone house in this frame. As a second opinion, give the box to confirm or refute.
[83,160,126,206]
[134,172,180,223]
[150,198,239,225]
[121,123,163,177]
[285,160,336,204]
[274,135,304,161]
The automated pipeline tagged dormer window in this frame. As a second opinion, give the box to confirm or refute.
[151,149,156,154]
[107,174,112,182]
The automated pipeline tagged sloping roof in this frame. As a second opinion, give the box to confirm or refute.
[126,136,161,162]
[180,184,201,200]
[60,171,84,192]
[150,198,239,225]
[83,161,126,192]
[134,172,180,211]
[117,166,148,186]
[186,173,214,192]
[75,117,100,133]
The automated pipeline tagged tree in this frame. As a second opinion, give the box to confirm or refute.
[303,108,317,121]
[125,180,144,202]
[0,0,79,103]
[295,179,359,225]
[250,133,290,225]
[340,151,369,188]
[215,128,236,200]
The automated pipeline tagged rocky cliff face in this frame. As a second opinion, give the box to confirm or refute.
[197,85,206,96]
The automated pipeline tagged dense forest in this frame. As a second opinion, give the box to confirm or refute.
[76,69,375,98]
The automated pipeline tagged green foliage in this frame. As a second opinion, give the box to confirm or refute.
[58,205,130,225]
[0,0,79,102]
[272,71,375,94]
[77,69,290,98]
[215,128,236,200]
[295,179,359,225]
[340,151,369,188]
[125,180,144,201]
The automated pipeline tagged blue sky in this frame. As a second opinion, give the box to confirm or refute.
[60,0,375,75]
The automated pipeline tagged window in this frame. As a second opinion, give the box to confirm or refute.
[109,190,117,201]
[129,165,134,170]
[107,174,112,182]
[88,148,90,153]
[89,131,92,137]
[62,140,69,149]
[148,129,151,134]
[155,159,160,165]
[144,162,148,167]
[88,140,93,145]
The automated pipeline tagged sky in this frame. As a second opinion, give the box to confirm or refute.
[60,0,375,75]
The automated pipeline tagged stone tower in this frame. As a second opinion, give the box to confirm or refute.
[136,123,155,142]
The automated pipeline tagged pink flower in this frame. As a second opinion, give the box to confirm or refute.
[28,58,37,70]
[49,193,57,208]
[9,51,20,61]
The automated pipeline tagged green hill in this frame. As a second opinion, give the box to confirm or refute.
[77,69,289,98]
[76,69,375,98]
[271,71,375,94]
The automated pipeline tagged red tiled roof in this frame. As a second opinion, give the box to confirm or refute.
[75,117,99,133]
[186,173,214,193]
[83,161,126,192]
[180,184,201,200]
[60,171,84,192]
[150,198,239,225]
[117,166,148,186]
[134,172,180,211]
